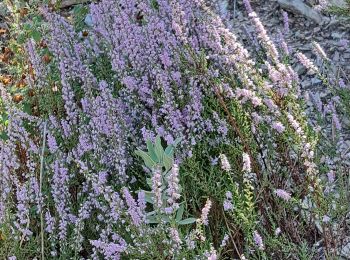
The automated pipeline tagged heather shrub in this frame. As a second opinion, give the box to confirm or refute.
[0,0,349,259]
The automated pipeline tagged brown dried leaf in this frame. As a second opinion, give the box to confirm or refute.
[16,79,27,88]
[0,28,7,35]
[13,94,24,103]
[0,75,12,85]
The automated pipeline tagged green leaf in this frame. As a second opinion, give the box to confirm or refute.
[146,211,156,217]
[31,30,41,42]
[144,191,154,204]
[146,178,152,187]
[146,139,158,162]
[33,15,43,24]
[135,149,156,169]
[151,0,159,10]
[146,215,159,224]
[154,136,164,162]
[173,137,182,147]
[164,145,174,157]
[178,218,196,225]
[17,33,26,44]
[163,153,173,172]
[23,23,31,31]
[22,102,32,115]
[0,131,9,141]
[175,202,185,222]
[160,215,171,223]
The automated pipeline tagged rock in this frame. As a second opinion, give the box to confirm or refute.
[311,77,322,85]
[277,0,328,24]
[314,27,321,33]
[331,32,343,39]
[339,238,350,258]
[343,53,350,59]
[301,80,312,88]
[342,117,350,127]
[295,64,307,75]
[333,51,340,62]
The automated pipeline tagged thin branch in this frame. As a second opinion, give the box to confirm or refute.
[222,208,243,260]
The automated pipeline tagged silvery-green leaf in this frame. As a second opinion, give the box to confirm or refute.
[178,218,196,225]
[146,139,158,162]
[144,191,154,204]
[173,137,182,147]
[146,211,156,216]
[135,149,156,169]
[176,202,185,222]
[146,215,159,224]
[164,145,174,157]
[154,136,164,162]
[146,178,152,187]
[161,215,171,223]
[163,153,174,172]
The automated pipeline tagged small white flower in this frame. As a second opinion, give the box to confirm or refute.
[275,227,281,236]
[322,215,331,223]
[219,154,231,172]
[242,152,251,172]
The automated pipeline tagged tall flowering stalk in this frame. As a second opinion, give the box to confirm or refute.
[312,41,330,62]
[219,154,231,172]
[296,52,319,74]
[282,11,289,34]
[248,12,279,63]
[165,164,181,213]
[200,199,212,226]
[152,168,163,210]
[253,231,264,250]
[274,189,291,201]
